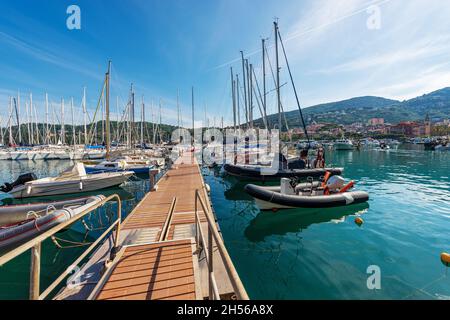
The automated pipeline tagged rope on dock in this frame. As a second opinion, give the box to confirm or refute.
[51,235,92,249]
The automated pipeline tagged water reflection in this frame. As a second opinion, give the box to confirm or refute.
[245,203,369,242]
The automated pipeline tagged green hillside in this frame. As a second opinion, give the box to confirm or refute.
[254,88,450,128]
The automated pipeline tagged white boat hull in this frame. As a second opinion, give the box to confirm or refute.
[10,152,29,161]
[8,172,133,199]
[0,152,11,160]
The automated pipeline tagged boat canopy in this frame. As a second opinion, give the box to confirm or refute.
[56,163,87,181]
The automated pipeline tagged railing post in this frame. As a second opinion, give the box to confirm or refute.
[208,225,214,300]
[111,196,122,260]
[149,169,159,192]
[29,243,41,300]
[195,190,199,250]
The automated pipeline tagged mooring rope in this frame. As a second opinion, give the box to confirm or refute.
[51,235,92,249]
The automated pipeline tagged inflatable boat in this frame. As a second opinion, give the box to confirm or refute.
[0,195,105,251]
[224,163,343,181]
[245,175,369,210]
[0,196,101,227]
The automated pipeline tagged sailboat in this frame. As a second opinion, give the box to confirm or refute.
[224,21,343,181]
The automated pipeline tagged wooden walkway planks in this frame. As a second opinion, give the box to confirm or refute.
[56,152,244,301]
[96,240,197,300]
[94,153,209,300]
[122,154,206,234]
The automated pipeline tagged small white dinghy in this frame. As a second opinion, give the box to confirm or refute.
[1,163,134,199]
[0,195,105,251]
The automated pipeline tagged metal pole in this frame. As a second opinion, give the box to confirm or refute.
[45,93,49,144]
[105,61,111,159]
[240,51,248,124]
[29,243,41,300]
[275,21,282,154]
[192,86,195,148]
[262,39,267,121]
[17,91,22,144]
[208,225,214,299]
[83,87,87,145]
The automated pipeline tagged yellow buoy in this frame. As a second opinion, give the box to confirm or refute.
[441,252,450,267]
[355,217,364,227]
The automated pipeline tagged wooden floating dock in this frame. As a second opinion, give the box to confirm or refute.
[56,152,248,300]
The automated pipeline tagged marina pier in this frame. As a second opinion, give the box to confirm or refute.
[56,152,248,300]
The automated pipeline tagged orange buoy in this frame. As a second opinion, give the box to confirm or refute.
[355,217,364,227]
[441,252,450,267]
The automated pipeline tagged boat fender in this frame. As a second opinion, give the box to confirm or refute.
[205,184,211,193]
[342,193,355,205]
[355,217,364,227]
[79,181,83,190]
[441,252,450,267]
[27,184,32,195]
[340,181,355,193]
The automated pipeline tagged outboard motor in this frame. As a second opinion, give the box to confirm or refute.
[326,175,345,193]
[0,173,37,193]
[281,178,296,195]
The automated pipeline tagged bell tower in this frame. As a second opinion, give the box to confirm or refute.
[424,113,431,136]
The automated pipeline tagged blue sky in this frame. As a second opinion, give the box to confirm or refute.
[1,0,450,127]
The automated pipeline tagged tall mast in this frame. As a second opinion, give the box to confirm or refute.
[52,104,56,145]
[274,21,282,136]
[105,60,111,159]
[191,86,194,147]
[26,100,30,144]
[204,103,207,129]
[131,84,135,149]
[159,101,162,143]
[151,99,155,144]
[262,38,267,123]
[71,97,76,146]
[83,87,87,145]
[45,93,49,144]
[30,93,34,145]
[240,51,248,126]
[101,95,105,144]
[33,102,40,145]
[17,91,21,144]
[278,25,310,145]
[231,67,236,132]
[8,97,13,146]
[61,98,65,145]
[177,89,180,130]
[0,116,4,146]
[236,74,241,130]
[244,59,249,126]
[141,95,144,146]
[249,63,253,129]
[116,96,120,143]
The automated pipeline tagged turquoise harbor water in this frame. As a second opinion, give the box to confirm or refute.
[0,160,151,300]
[0,145,449,299]
[206,146,450,299]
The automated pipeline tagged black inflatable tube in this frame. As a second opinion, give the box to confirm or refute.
[224,164,344,181]
[244,184,369,209]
